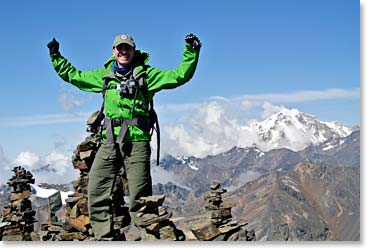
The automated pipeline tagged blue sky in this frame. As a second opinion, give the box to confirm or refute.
[0,0,361,182]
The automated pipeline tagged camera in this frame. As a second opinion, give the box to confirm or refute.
[117,79,137,96]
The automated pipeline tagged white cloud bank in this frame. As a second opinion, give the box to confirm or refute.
[0,87,358,127]
[12,150,78,184]
[0,145,12,185]
[159,100,254,157]
[0,87,359,185]
[232,87,360,103]
[0,112,89,127]
[155,87,359,157]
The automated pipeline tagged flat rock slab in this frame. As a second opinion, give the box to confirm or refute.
[79,150,93,160]
[139,211,172,227]
[48,225,63,232]
[2,207,11,217]
[211,208,232,219]
[30,232,40,241]
[210,180,221,190]
[72,160,89,170]
[138,195,165,208]
[218,225,240,234]
[141,229,159,241]
[159,225,177,240]
[1,234,23,241]
[77,197,89,215]
[190,222,221,241]
[65,196,84,204]
[10,191,30,201]
[146,222,161,233]
[76,215,90,226]
[219,202,235,209]
[58,232,87,241]
[63,218,87,232]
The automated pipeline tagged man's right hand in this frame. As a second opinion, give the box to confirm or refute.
[47,38,60,55]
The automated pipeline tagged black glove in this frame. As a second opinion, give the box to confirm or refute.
[185,33,201,49]
[47,38,60,55]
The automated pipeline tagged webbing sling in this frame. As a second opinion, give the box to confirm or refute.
[104,116,151,145]
[101,68,161,166]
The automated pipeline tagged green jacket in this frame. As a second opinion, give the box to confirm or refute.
[51,43,200,142]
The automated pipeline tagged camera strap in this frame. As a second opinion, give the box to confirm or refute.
[100,67,161,165]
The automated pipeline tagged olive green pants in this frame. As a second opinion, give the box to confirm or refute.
[88,141,152,239]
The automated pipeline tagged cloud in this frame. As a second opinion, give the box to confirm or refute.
[12,150,78,184]
[58,93,82,112]
[155,102,199,113]
[0,145,12,185]
[261,102,284,119]
[151,166,191,191]
[153,87,359,157]
[157,100,286,157]
[52,134,68,151]
[1,88,358,184]
[226,170,262,192]
[157,87,360,118]
[241,100,260,111]
[2,148,78,185]
[13,151,41,170]
[58,84,95,113]
[0,87,358,128]
[43,151,71,176]
[160,101,242,157]
[0,112,89,127]
[233,87,360,103]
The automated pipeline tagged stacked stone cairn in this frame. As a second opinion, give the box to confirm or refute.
[38,189,94,241]
[190,180,256,241]
[137,195,185,241]
[0,166,40,241]
[39,111,129,241]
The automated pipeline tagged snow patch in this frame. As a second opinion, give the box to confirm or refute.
[176,156,199,171]
[187,161,199,171]
[281,177,300,192]
[31,184,73,205]
[322,144,335,151]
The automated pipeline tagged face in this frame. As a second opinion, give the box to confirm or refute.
[113,43,135,67]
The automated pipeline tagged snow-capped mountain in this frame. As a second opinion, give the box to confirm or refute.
[243,107,354,151]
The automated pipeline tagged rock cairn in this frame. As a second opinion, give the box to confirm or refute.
[39,190,94,241]
[40,111,129,241]
[190,180,256,241]
[137,195,185,241]
[0,166,39,241]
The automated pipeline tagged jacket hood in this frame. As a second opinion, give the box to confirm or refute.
[104,50,150,68]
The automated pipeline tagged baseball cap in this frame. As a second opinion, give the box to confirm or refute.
[112,34,135,48]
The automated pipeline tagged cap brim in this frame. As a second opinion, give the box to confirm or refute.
[114,41,135,48]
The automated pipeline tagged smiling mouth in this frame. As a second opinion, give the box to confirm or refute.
[118,54,129,59]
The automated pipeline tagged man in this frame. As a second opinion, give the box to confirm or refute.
[47,33,201,240]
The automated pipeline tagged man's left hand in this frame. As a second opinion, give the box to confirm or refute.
[185,34,201,49]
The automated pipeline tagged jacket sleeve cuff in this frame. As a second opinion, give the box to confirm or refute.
[50,52,61,59]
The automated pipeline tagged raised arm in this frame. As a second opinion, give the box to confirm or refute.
[146,34,201,93]
[48,38,106,93]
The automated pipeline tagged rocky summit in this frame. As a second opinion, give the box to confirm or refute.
[0,115,360,241]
